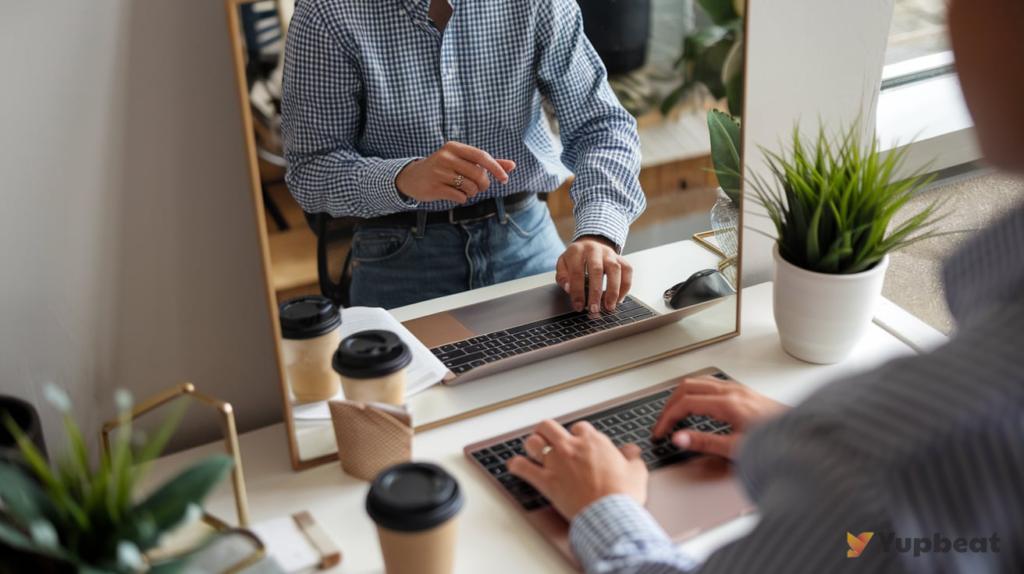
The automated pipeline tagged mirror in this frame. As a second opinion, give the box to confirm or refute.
[225,0,746,469]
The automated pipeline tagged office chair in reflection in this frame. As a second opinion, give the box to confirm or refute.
[304,212,358,308]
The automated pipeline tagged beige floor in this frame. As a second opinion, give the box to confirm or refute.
[883,170,1024,334]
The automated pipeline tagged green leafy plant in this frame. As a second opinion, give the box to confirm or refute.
[661,0,745,117]
[708,109,742,207]
[748,121,951,274]
[0,386,233,573]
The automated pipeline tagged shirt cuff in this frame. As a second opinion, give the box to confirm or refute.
[573,201,630,252]
[359,157,421,214]
[570,495,697,571]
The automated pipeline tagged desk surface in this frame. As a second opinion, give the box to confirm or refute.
[149,283,942,573]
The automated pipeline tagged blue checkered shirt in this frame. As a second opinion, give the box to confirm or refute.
[571,204,1024,573]
[281,0,645,248]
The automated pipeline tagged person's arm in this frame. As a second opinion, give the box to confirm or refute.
[281,1,417,217]
[281,3,512,216]
[534,0,645,251]
[508,377,895,573]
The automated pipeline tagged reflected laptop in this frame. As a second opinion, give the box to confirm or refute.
[464,367,754,569]
[404,281,734,385]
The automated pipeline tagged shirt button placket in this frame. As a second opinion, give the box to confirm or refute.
[441,48,459,141]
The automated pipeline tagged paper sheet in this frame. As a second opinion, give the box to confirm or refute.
[291,307,449,421]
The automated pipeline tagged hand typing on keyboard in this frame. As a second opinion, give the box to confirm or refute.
[506,419,649,521]
[652,376,788,460]
[483,373,787,518]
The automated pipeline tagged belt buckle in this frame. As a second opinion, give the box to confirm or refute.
[448,209,458,225]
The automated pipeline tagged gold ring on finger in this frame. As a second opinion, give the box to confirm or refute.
[454,174,464,189]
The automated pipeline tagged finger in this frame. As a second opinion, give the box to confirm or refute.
[534,419,573,451]
[569,420,595,437]
[452,159,490,194]
[654,395,736,438]
[556,256,571,293]
[620,443,643,461]
[672,430,737,459]
[496,159,517,173]
[658,379,729,430]
[448,142,509,183]
[586,251,604,315]
[619,260,633,304]
[567,250,587,312]
[432,183,468,205]
[524,434,549,461]
[603,258,621,312]
[507,455,551,488]
[452,177,480,199]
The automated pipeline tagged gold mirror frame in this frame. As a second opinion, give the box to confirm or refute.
[225,0,749,471]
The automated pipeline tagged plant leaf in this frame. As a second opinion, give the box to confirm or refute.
[708,109,743,206]
[131,456,233,549]
[697,0,741,26]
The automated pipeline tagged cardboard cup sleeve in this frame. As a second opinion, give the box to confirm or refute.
[329,400,413,481]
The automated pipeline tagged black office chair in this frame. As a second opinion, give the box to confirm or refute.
[306,212,359,308]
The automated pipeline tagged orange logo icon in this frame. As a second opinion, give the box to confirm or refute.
[847,533,874,558]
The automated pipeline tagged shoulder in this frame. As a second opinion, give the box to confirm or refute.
[740,301,1024,492]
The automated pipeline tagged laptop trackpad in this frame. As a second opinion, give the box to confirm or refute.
[450,283,575,335]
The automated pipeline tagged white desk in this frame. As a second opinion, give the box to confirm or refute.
[149,283,943,573]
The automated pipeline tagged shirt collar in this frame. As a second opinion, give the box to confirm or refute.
[943,203,1024,324]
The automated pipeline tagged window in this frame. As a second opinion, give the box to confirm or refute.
[886,0,950,67]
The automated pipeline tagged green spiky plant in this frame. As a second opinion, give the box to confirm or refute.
[748,121,950,275]
[0,386,233,574]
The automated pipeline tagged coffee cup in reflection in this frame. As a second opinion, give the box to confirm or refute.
[366,463,463,574]
[279,295,343,403]
[332,330,411,406]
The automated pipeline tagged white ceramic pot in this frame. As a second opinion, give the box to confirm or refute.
[772,244,889,364]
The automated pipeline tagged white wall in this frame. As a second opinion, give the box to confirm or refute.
[742,0,896,285]
[0,0,282,455]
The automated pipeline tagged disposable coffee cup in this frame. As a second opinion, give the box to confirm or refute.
[332,330,411,406]
[279,295,343,402]
[366,463,463,574]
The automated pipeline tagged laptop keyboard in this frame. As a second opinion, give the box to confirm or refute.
[430,296,656,375]
[469,372,733,511]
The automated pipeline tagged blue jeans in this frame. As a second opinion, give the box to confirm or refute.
[349,196,565,309]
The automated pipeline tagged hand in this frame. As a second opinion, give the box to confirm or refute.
[395,141,516,204]
[652,377,788,459]
[556,236,632,313]
[507,420,648,521]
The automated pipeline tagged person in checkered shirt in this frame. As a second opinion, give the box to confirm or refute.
[282,0,646,310]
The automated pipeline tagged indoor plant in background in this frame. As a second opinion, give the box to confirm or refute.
[707,109,743,286]
[661,0,744,117]
[0,386,233,573]
[749,122,948,364]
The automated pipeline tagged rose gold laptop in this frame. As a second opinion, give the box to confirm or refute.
[464,367,754,569]
[404,282,734,385]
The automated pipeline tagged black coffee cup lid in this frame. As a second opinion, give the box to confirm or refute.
[333,330,412,379]
[366,463,462,532]
[279,295,341,340]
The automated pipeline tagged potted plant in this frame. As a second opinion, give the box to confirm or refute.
[707,109,742,285]
[0,386,233,573]
[748,122,948,364]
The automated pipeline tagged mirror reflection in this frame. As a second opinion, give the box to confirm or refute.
[229,0,745,467]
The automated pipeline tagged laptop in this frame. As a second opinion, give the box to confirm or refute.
[464,367,754,569]
[404,280,734,385]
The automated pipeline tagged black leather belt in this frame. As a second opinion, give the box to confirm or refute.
[361,192,536,228]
